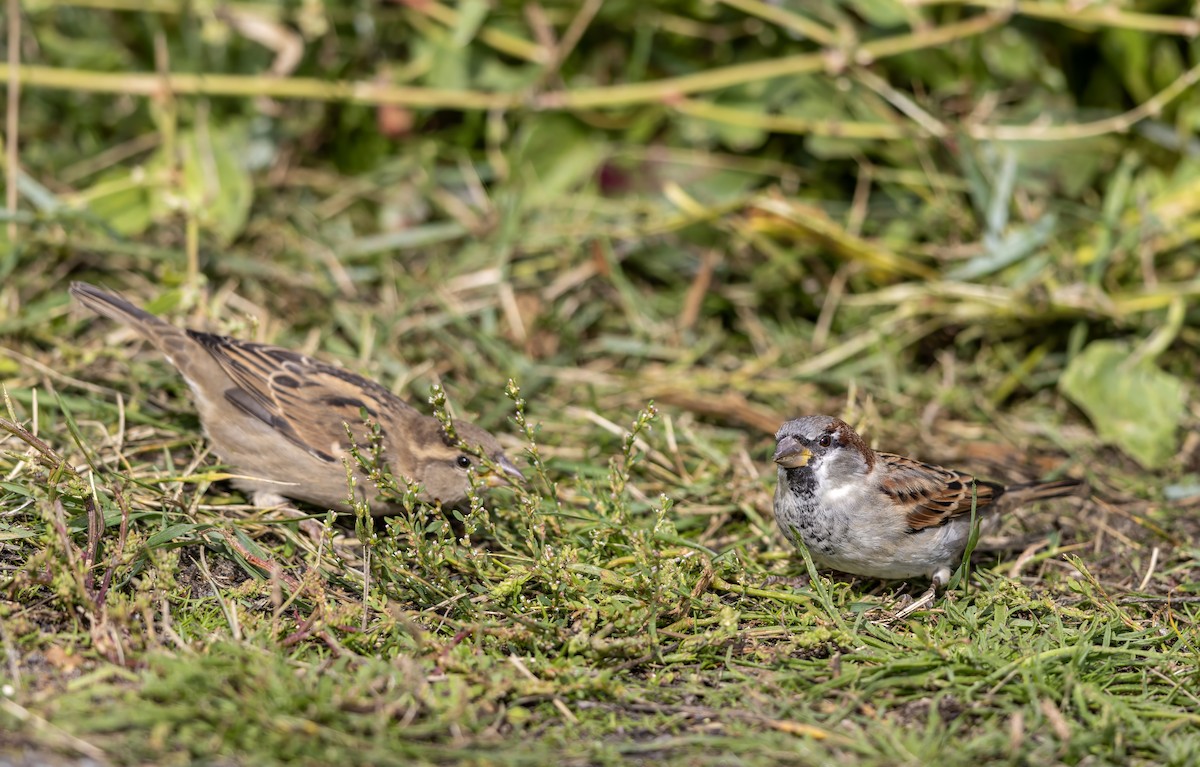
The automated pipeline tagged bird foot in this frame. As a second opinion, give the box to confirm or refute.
[892,585,938,619]
[891,567,950,619]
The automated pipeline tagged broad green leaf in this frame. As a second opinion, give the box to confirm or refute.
[842,0,907,26]
[477,57,540,91]
[1102,28,1152,102]
[1151,37,1185,91]
[712,118,768,152]
[1059,340,1186,469]
[77,166,155,236]
[981,28,1047,82]
[511,115,605,205]
[76,124,254,245]
[143,522,208,548]
[0,526,37,541]
[417,33,471,91]
[171,125,255,246]
[451,0,490,47]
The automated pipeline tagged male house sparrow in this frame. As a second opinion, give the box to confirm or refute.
[772,415,1079,598]
[71,282,524,519]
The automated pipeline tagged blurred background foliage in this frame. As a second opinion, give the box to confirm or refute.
[9,0,1196,468]
[3,0,1199,502]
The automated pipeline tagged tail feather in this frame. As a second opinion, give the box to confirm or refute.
[70,282,163,326]
[1004,477,1084,503]
[70,281,196,367]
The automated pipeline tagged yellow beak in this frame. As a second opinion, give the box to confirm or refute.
[772,436,812,469]
[480,455,526,487]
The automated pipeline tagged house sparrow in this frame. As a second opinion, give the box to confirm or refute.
[772,415,1079,600]
[71,282,524,521]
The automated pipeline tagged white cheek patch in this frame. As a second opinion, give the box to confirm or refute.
[814,459,859,504]
[822,481,859,504]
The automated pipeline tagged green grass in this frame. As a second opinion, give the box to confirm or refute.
[3,273,1197,764]
[3,1,1200,765]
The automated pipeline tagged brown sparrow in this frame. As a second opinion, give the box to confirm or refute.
[772,415,1079,597]
[71,282,524,519]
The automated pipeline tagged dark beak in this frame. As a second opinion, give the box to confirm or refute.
[773,435,812,469]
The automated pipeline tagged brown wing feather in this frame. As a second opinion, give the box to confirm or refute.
[187,330,417,463]
[875,452,1003,531]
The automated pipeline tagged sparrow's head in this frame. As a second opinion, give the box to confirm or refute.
[772,415,875,477]
[411,419,525,504]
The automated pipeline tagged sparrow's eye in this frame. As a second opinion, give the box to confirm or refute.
[456,455,473,469]
[818,434,833,448]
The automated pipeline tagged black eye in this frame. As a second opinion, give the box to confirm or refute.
[818,435,832,448]
[456,455,473,469]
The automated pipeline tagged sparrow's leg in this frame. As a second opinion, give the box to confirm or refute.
[894,586,936,618]
[931,566,951,592]
[894,566,950,619]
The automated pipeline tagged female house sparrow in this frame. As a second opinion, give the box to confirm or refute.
[772,415,1079,595]
[71,282,524,518]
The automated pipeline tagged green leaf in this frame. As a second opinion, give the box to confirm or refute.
[1102,28,1152,102]
[0,481,35,496]
[144,523,209,548]
[418,34,471,91]
[78,166,155,236]
[1059,340,1186,469]
[172,124,255,246]
[842,0,908,27]
[0,526,37,541]
[451,0,490,47]
[1151,37,1185,92]
[76,123,254,245]
[981,27,1047,82]
[511,115,605,205]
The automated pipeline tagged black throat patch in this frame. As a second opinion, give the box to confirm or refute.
[785,466,817,499]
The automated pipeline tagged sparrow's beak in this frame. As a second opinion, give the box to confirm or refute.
[482,455,526,487]
[773,436,812,468]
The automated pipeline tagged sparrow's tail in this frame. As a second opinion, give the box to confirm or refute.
[1004,477,1085,503]
[70,281,195,363]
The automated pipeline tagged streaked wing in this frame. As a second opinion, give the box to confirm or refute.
[875,452,1001,531]
[188,330,415,463]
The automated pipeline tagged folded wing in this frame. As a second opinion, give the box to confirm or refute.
[188,331,415,464]
[875,452,1003,532]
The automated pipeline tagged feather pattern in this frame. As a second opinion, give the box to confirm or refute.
[187,330,414,464]
[772,414,1083,589]
[70,281,524,515]
[874,452,1004,532]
